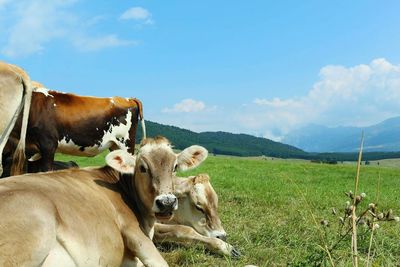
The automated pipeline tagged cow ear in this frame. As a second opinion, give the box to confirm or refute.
[193,173,210,184]
[177,145,208,171]
[106,150,136,174]
[174,176,196,196]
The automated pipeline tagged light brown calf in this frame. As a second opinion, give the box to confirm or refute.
[0,137,208,267]
[154,174,240,258]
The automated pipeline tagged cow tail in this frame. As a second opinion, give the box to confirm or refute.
[11,74,32,175]
[132,98,146,140]
[0,92,23,177]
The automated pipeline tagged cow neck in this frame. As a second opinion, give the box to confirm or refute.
[118,172,155,237]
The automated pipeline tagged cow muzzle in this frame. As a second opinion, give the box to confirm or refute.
[154,194,178,220]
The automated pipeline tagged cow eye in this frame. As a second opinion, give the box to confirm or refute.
[140,165,147,173]
[195,205,204,213]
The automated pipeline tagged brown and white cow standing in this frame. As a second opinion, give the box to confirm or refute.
[3,85,146,174]
[0,62,32,176]
[0,137,208,267]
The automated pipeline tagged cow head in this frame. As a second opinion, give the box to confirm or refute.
[107,136,208,222]
[175,174,227,240]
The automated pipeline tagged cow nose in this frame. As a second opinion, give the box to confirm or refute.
[155,198,163,208]
[155,194,178,212]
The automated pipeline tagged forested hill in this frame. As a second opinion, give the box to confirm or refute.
[136,121,308,158]
[136,121,400,161]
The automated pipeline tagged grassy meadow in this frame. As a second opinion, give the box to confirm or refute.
[56,153,400,266]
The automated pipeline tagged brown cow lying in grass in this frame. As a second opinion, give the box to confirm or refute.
[3,142,238,261]
[6,160,240,259]
[0,137,208,267]
[154,174,240,258]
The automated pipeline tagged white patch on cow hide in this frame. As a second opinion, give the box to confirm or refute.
[57,110,133,156]
[110,98,115,105]
[57,137,89,156]
[28,153,42,161]
[97,110,132,152]
[139,143,173,156]
[34,87,54,98]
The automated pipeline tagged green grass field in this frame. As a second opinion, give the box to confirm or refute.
[56,153,400,266]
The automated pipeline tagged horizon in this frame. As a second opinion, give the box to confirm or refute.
[149,114,400,133]
[1,1,400,141]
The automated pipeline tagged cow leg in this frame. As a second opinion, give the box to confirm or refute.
[27,160,43,173]
[0,155,12,178]
[40,240,77,267]
[38,138,57,172]
[121,251,145,267]
[122,226,168,267]
[154,223,239,258]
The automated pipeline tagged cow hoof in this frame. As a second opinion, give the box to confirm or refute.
[231,247,241,259]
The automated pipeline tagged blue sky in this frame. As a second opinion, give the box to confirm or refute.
[1,0,400,140]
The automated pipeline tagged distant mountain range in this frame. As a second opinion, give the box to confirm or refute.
[282,116,400,152]
[137,119,400,161]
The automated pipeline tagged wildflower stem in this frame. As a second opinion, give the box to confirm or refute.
[352,132,364,267]
[366,222,375,267]
[366,173,381,267]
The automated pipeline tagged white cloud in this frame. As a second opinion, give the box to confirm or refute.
[1,0,77,57]
[162,99,208,113]
[73,34,138,51]
[84,15,107,27]
[120,7,153,24]
[0,0,138,57]
[254,97,304,108]
[240,58,400,140]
